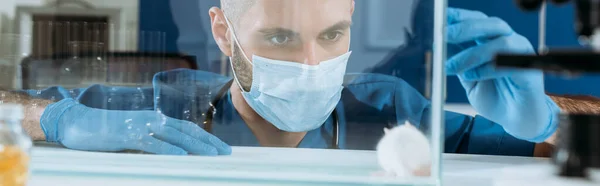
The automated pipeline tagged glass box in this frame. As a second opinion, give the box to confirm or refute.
[0,0,448,185]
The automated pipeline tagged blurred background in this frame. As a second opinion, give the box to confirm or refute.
[0,0,591,103]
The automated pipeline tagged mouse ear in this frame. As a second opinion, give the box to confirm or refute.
[384,128,390,134]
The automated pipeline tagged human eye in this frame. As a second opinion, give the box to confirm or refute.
[259,28,301,48]
[319,31,344,42]
[267,34,291,46]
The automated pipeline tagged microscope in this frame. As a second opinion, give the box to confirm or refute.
[495,0,600,179]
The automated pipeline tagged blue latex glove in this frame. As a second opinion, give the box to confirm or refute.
[446,8,561,142]
[40,98,231,156]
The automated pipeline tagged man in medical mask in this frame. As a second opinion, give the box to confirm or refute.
[3,0,596,157]
[204,0,560,152]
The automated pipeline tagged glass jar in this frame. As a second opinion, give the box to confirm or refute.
[61,41,108,88]
[0,104,32,186]
[60,41,84,87]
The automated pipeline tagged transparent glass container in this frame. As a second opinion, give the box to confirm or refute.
[61,41,108,88]
[0,104,32,186]
[4,0,450,185]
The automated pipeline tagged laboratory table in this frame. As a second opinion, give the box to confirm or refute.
[26,144,600,186]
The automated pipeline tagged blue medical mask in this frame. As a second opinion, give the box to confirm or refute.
[225,15,352,132]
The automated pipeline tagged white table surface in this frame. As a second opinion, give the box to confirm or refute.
[26,144,600,186]
[23,104,593,186]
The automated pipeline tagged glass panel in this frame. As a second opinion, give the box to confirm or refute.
[0,0,473,185]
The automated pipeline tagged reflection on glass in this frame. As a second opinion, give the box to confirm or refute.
[0,0,475,185]
[61,41,108,87]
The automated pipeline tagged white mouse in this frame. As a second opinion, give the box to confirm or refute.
[375,121,432,177]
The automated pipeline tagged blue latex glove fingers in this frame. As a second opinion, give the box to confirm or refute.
[166,120,232,155]
[447,17,513,44]
[459,63,515,82]
[448,34,534,80]
[443,8,558,142]
[135,136,188,155]
[150,125,219,156]
[446,20,518,75]
[47,100,229,156]
[447,8,488,24]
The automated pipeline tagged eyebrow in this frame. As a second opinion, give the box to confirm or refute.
[318,20,352,36]
[258,28,300,37]
[257,20,353,37]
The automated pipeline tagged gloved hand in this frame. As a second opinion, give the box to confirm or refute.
[40,98,231,156]
[446,8,561,142]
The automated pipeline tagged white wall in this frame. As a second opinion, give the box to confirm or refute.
[0,0,45,56]
[0,0,46,89]
[0,0,139,53]
[0,0,139,89]
[0,0,45,18]
[11,0,139,51]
